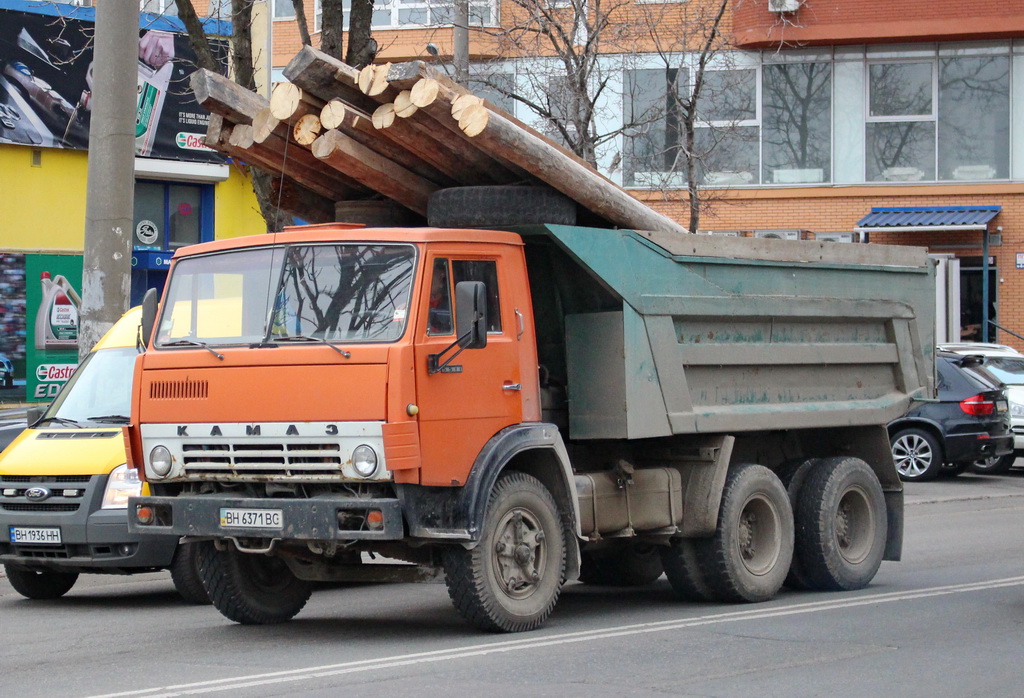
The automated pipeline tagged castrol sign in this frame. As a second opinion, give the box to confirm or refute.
[175,132,213,151]
[33,363,78,399]
[36,364,77,382]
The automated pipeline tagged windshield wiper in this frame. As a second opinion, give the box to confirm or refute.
[86,415,130,424]
[35,416,81,428]
[162,339,225,360]
[273,335,351,358]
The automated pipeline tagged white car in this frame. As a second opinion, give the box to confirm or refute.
[938,342,1024,473]
[0,352,13,389]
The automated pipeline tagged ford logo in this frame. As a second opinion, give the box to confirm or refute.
[25,487,51,501]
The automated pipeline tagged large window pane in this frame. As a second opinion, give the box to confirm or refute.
[762,62,831,184]
[697,69,756,123]
[866,121,936,181]
[938,55,1010,180]
[695,126,759,184]
[869,62,933,117]
[623,69,686,184]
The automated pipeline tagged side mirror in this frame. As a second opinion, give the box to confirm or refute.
[455,281,487,350]
[140,288,159,348]
[26,405,47,426]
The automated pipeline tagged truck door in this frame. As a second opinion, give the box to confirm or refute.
[414,254,523,486]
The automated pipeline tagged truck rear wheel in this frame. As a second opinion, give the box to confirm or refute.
[697,464,794,603]
[442,471,565,632]
[4,565,78,600]
[793,456,887,591]
[661,539,715,601]
[169,542,211,605]
[579,543,663,586]
[198,542,312,625]
[776,458,819,591]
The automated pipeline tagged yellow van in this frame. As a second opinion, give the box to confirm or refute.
[0,308,206,603]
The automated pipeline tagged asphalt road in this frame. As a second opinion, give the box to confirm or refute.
[3,470,1024,697]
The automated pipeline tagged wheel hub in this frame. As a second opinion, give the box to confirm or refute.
[493,507,546,598]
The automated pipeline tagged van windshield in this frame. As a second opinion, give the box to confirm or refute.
[155,244,416,347]
[44,347,138,425]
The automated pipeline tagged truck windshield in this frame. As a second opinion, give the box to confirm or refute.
[155,244,416,347]
[44,347,138,425]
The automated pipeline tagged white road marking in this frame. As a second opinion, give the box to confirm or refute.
[90,575,1024,698]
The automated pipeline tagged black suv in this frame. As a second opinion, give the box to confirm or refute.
[888,351,1013,481]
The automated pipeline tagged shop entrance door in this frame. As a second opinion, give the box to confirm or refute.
[959,259,998,342]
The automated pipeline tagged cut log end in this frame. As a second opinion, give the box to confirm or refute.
[451,94,484,121]
[357,65,375,94]
[293,113,322,146]
[366,63,392,97]
[409,78,440,108]
[394,90,418,119]
[270,81,303,120]
[228,123,255,149]
[320,99,348,130]
[252,107,281,144]
[372,103,396,130]
[458,103,489,137]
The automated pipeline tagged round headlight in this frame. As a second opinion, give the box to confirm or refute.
[149,445,173,478]
[352,445,378,477]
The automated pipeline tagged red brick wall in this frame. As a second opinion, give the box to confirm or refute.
[732,0,1024,48]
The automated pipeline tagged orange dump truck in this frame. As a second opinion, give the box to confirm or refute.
[127,220,935,631]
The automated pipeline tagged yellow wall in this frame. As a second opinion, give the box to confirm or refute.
[213,164,267,240]
[0,143,263,251]
[0,145,89,251]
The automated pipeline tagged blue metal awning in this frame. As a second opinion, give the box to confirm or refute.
[856,205,1001,232]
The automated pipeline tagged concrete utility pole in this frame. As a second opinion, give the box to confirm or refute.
[79,3,140,359]
[453,0,469,85]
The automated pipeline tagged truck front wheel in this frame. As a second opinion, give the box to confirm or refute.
[793,456,887,591]
[697,463,794,603]
[197,542,313,625]
[4,565,78,600]
[442,471,566,632]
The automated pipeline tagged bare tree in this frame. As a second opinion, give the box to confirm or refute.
[471,0,733,233]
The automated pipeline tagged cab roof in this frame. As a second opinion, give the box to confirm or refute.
[171,225,525,259]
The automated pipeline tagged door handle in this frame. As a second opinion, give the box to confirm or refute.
[502,383,522,391]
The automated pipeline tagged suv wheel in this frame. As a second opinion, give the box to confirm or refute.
[971,453,1016,475]
[890,428,942,481]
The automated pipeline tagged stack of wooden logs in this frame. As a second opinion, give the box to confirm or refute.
[192,45,688,235]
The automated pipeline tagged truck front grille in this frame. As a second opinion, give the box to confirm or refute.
[181,442,343,480]
[2,503,80,512]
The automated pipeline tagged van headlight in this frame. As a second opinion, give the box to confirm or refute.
[352,445,378,477]
[1011,401,1024,419]
[149,445,173,478]
[102,464,142,509]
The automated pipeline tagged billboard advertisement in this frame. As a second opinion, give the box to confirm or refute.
[25,254,82,402]
[0,5,229,162]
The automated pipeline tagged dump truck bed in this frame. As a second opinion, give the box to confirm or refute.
[520,226,935,441]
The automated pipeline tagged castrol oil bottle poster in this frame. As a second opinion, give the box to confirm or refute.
[25,254,82,402]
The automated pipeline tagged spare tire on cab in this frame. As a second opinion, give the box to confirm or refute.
[427,186,577,228]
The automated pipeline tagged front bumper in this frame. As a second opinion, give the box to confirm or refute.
[0,475,179,573]
[128,495,405,542]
